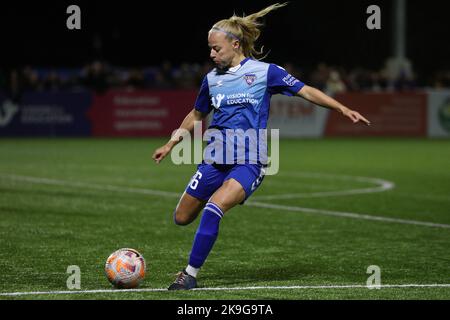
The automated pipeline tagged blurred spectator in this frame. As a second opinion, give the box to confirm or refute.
[394,70,417,91]
[325,70,347,95]
[42,71,63,91]
[81,61,110,93]
[309,63,330,91]
[367,71,386,92]
[431,70,450,89]
[174,63,198,89]
[125,68,146,90]
[152,60,175,89]
[9,69,21,102]
[383,57,415,91]
[22,66,41,91]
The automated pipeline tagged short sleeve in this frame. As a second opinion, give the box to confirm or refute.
[194,76,212,114]
[267,64,305,96]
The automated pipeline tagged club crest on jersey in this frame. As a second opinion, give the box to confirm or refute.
[244,74,257,86]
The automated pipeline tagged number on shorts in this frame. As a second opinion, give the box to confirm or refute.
[251,168,266,191]
[189,171,203,190]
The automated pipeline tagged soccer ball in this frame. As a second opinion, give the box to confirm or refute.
[105,248,146,289]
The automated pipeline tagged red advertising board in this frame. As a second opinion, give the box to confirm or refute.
[325,92,428,137]
[88,90,197,137]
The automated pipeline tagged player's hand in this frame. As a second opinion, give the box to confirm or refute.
[152,144,172,164]
[342,107,371,126]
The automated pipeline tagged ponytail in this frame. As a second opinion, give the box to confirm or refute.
[211,3,288,59]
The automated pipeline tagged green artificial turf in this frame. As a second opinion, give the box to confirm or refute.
[0,138,449,300]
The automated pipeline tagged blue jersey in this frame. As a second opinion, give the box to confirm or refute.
[194,58,305,165]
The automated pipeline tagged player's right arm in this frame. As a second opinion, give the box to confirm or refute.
[153,75,212,164]
[152,109,206,164]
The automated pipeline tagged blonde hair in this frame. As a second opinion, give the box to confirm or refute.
[211,3,288,59]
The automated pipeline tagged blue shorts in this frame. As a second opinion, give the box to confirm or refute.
[185,163,266,204]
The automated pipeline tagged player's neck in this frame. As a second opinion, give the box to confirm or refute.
[230,54,247,68]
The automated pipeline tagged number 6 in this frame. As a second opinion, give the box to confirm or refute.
[189,171,203,190]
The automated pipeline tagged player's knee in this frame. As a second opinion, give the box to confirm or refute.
[173,210,191,226]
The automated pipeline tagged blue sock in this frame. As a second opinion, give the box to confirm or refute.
[188,202,224,269]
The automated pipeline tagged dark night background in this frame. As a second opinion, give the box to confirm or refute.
[0,0,449,86]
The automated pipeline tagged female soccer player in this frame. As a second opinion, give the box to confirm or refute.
[152,3,370,290]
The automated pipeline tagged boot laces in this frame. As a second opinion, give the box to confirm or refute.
[174,272,187,285]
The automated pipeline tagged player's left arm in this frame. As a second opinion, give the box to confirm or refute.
[297,85,371,126]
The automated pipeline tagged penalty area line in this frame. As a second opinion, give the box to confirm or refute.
[1,284,450,297]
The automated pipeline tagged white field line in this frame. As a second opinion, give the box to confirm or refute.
[246,202,450,229]
[0,174,180,198]
[393,192,450,202]
[252,172,395,200]
[1,173,449,230]
[1,284,450,297]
